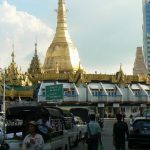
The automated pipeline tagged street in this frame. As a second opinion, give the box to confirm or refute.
[71,119,149,150]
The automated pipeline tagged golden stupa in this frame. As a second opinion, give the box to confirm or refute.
[43,0,81,73]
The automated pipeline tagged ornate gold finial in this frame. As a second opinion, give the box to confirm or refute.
[35,42,37,56]
[116,64,125,85]
[120,63,122,71]
[11,44,15,62]
[54,0,71,42]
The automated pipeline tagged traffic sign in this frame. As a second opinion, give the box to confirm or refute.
[45,84,63,100]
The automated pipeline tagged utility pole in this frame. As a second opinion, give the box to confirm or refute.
[0,68,6,138]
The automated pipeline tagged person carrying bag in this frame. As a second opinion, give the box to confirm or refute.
[85,114,104,150]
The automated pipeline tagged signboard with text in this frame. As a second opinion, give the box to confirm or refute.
[46,84,63,100]
[113,103,119,108]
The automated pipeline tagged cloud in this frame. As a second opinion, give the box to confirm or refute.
[0,1,54,71]
[68,0,142,75]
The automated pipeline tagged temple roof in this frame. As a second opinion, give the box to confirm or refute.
[5,50,31,86]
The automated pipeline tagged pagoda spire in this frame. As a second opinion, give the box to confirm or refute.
[35,42,38,56]
[119,63,122,71]
[28,43,42,75]
[11,44,15,62]
[43,0,82,73]
[57,0,67,29]
[53,0,72,43]
[133,47,148,75]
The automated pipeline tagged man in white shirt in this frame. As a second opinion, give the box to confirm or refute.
[85,114,102,150]
[22,121,44,150]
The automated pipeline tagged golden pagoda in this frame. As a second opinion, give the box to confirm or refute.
[43,0,82,73]
[5,51,31,86]
[0,50,33,100]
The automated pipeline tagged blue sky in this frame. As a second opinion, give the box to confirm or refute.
[0,0,143,74]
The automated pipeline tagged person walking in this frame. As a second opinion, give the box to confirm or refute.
[129,114,133,126]
[22,121,44,150]
[37,115,53,141]
[85,113,102,150]
[113,113,129,150]
[122,111,126,122]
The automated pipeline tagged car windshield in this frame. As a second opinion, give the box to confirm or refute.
[133,120,150,130]
[74,116,83,124]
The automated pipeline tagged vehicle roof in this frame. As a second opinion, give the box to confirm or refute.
[45,107,63,118]
[6,105,64,119]
[133,116,150,122]
[6,105,49,120]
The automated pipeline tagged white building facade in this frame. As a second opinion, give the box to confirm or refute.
[38,81,150,117]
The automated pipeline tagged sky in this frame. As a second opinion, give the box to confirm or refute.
[0,0,143,75]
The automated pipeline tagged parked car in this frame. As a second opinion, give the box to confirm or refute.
[128,117,150,149]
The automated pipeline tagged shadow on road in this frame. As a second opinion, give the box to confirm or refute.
[129,145,150,150]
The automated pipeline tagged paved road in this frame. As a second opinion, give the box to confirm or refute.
[71,119,149,150]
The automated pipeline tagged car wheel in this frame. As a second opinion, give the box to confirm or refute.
[74,135,79,147]
[68,137,71,148]
[79,131,82,141]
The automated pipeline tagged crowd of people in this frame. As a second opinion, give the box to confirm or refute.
[19,113,129,150]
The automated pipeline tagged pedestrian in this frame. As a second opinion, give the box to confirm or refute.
[22,121,44,150]
[78,137,88,150]
[113,113,129,150]
[98,118,104,129]
[37,115,52,130]
[122,112,126,122]
[129,114,133,126]
[37,115,53,141]
[85,113,103,150]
